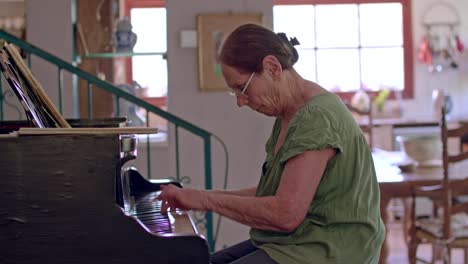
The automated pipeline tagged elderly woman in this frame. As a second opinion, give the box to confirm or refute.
[157,24,384,264]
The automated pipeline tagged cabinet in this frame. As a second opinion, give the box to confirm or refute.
[75,0,118,118]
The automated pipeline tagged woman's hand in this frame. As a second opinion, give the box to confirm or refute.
[156,184,208,213]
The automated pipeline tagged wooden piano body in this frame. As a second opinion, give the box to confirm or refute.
[0,130,209,263]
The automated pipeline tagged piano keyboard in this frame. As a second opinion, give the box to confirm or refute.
[131,191,197,235]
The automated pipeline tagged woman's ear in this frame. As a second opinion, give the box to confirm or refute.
[262,55,282,81]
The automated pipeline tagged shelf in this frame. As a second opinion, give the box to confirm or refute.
[78,52,166,59]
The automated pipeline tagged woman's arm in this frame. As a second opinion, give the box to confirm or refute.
[208,187,257,197]
[158,148,336,232]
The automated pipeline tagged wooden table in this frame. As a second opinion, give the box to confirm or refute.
[374,150,468,264]
[361,117,468,128]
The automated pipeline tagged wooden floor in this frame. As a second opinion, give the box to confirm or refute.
[387,220,465,264]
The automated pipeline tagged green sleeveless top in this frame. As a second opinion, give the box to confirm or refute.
[250,92,385,264]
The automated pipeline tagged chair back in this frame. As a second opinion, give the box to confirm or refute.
[459,121,468,152]
[440,106,468,240]
[346,104,374,149]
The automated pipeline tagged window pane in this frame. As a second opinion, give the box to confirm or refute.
[360,3,403,47]
[130,8,167,97]
[315,4,359,48]
[317,49,360,92]
[273,5,315,48]
[131,8,166,52]
[294,49,316,82]
[361,47,404,91]
[132,55,167,97]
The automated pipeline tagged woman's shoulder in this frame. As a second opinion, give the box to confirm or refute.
[292,92,346,124]
[306,91,344,109]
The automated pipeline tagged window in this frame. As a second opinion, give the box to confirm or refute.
[274,0,413,99]
[124,0,167,105]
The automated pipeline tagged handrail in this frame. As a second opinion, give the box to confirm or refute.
[0,29,214,250]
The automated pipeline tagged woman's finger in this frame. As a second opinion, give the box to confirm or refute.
[161,200,170,213]
[154,185,170,202]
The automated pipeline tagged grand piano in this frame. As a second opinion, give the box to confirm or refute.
[0,43,209,263]
[0,121,210,263]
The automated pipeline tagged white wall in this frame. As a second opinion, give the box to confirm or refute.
[403,0,468,120]
[25,0,74,118]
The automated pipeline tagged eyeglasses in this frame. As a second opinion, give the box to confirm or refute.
[228,72,255,97]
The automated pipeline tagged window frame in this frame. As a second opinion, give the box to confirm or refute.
[274,0,414,100]
[123,0,167,106]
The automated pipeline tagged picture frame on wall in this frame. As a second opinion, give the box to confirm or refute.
[197,13,263,92]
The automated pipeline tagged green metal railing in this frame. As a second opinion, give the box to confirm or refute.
[0,30,214,250]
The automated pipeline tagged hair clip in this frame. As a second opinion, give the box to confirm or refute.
[289,37,300,46]
[277,32,289,42]
[277,33,300,47]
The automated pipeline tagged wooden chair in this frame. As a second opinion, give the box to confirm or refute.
[345,103,374,150]
[408,107,468,264]
[460,121,468,152]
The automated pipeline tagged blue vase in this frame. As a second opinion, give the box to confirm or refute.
[115,30,137,52]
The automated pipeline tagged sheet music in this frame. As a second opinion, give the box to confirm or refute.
[0,44,70,128]
[0,51,46,127]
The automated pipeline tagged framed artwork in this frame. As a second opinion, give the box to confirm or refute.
[197,13,263,92]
